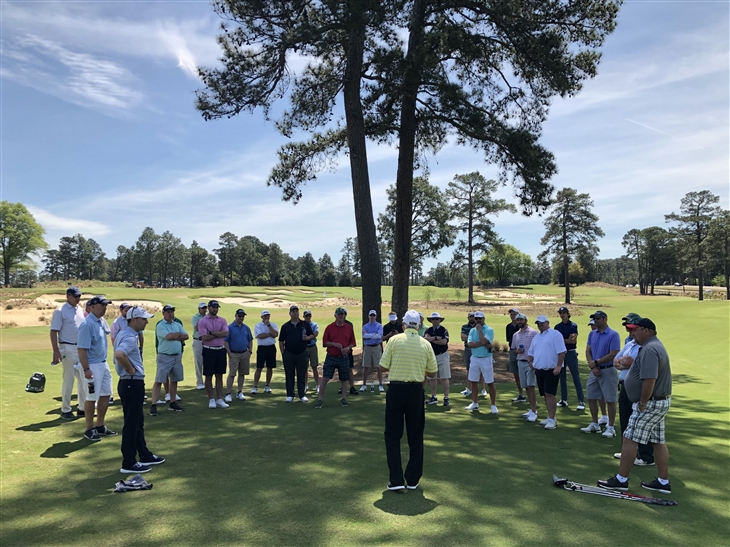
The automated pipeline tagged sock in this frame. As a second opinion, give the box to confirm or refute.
[237,391,242,395]
[616,474,628,483]
[658,477,669,485]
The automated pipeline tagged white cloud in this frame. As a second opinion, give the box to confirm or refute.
[27,206,112,240]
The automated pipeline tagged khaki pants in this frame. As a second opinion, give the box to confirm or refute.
[192,339,204,385]
[60,345,86,413]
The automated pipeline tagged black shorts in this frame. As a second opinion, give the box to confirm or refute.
[203,347,227,376]
[535,368,560,397]
[256,345,277,368]
[348,353,354,368]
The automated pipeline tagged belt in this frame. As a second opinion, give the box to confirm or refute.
[518,359,529,362]
[598,364,614,369]
[203,345,225,350]
[365,344,381,347]
[119,375,145,381]
[160,353,180,356]
[389,381,420,384]
[59,341,77,345]
[650,395,669,401]
[230,350,248,354]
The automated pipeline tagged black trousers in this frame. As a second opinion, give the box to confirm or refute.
[118,379,154,469]
[384,383,425,487]
[619,381,654,463]
[283,350,308,398]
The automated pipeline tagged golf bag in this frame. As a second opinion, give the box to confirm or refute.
[25,372,46,393]
[114,474,153,493]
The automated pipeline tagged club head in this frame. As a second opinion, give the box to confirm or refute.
[553,475,568,487]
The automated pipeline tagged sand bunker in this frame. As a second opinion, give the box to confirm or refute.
[201,297,297,308]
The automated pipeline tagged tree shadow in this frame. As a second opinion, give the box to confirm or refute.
[40,439,93,459]
[16,418,68,432]
[374,489,439,516]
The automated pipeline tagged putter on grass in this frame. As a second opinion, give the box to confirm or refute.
[552,475,677,506]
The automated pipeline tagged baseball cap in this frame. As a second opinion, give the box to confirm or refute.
[260,310,271,317]
[508,307,519,314]
[198,302,208,309]
[635,318,657,331]
[515,313,527,320]
[87,295,111,306]
[208,300,220,308]
[467,312,475,317]
[303,310,312,316]
[368,309,377,316]
[535,315,549,324]
[127,307,154,320]
[335,307,347,315]
[289,305,299,311]
[588,319,595,325]
[403,310,421,328]
[236,309,247,316]
[66,286,82,297]
[388,312,397,320]
[625,322,640,329]
[427,312,444,321]
[558,306,569,313]
[119,302,131,310]
[590,310,607,319]
[162,305,175,312]
[622,312,641,325]
[474,311,485,319]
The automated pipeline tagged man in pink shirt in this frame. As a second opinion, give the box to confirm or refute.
[197,300,230,409]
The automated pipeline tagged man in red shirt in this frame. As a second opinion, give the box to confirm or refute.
[315,307,356,408]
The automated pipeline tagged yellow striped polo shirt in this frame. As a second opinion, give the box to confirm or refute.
[379,329,438,382]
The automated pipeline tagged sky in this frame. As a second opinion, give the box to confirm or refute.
[2,1,728,273]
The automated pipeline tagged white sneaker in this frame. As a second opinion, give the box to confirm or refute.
[208,399,216,409]
[481,389,488,397]
[285,396,294,403]
[305,385,309,393]
[576,402,586,410]
[598,415,609,426]
[316,386,320,393]
[236,392,246,401]
[602,426,616,438]
[379,385,385,392]
[156,399,166,405]
[465,402,479,411]
[359,385,367,392]
[540,418,549,425]
[581,422,601,433]
[521,411,531,418]
[461,388,472,396]
[300,396,309,403]
[491,405,499,414]
[526,411,537,422]
[164,393,170,402]
[250,386,258,394]
[224,394,232,403]
[544,418,557,430]
[216,399,229,408]
[196,384,205,390]
[613,452,622,459]
[264,386,272,393]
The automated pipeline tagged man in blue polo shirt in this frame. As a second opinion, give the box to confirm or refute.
[224,309,254,402]
[582,310,621,437]
[361,310,384,392]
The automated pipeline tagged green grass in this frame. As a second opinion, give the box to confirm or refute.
[1,285,729,546]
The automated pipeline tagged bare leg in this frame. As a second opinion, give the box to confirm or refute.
[442,378,450,398]
[607,402,617,427]
[545,393,557,420]
[265,367,273,386]
[317,376,329,400]
[84,400,96,430]
[471,381,480,404]
[205,375,214,399]
[169,382,178,403]
[214,374,224,399]
[589,399,599,422]
[238,374,245,392]
[618,436,638,477]
[487,383,496,406]
[654,443,669,480]
[513,372,523,396]
[226,373,235,394]
[252,368,262,388]
[151,381,162,405]
[599,398,607,418]
[429,378,438,398]
[527,386,537,413]
[377,368,383,385]
[95,396,110,427]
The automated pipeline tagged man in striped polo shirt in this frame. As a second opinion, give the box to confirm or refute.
[511,313,539,422]
[379,310,437,491]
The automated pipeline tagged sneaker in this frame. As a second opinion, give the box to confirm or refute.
[168,402,185,412]
[164,393,170,402]
[512,395,527,403]
[379,385,385,392]
[581,423,601,433]
[84,429,101,442]
[387,483,405,491]
[465,402,479,411]
[338,388,343,394]
[250,386,258,394]
[544,418,557,430]
[108,396,114,405]
[540,418,549,425]
[314,400,323,409]
[427,396,438,405]
[236,392,246,401]
[521,411,531,418]
[149,404,158,417]
[76,410,85,418]
[316,386,320,393]
[526,411,537,422]
[224,393,233,403]
[216,399,229,408]
[341,398,348,407]
[602,426,616,438]
[305,385,309,393]
[461,388,472,396]
[481,389,488,397]
[208,399,216,409]
[597,475,629,491]
[285,396,294,403]
[196,384,205,390]
[598,415,609,426]
[264,385,272,393]
[300,396,309,403]
[156,399,166,405]
[96,425,118,436]
[120,462,151,474]
[349,386,359,395]
[613,452,622,460]
[406,483,419,490]
[576,402,586,410]
[360,385,367,392]
[140,454,165,465]
[641,478,671,494]
[61,411,76,420]
[635,458,655,466]
[557,400,568,407]
[491,405,499,414]
[443,397,450,407]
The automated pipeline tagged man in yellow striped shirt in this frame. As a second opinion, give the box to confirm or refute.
[379,310,437,491]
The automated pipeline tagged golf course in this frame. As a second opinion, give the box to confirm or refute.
[1,284,728,546]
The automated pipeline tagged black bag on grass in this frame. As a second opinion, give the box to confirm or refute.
[26,372,46,393]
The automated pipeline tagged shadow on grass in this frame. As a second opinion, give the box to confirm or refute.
[40,438,93,458]
[16,417,69,432]
[374,489,439,515]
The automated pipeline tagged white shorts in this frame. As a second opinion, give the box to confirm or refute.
[468,355,494,384]
[86,361,113,401]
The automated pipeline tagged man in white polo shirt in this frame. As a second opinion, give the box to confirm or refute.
[50,286,87,420]
[251,310,279,394]
[527,315,567,430]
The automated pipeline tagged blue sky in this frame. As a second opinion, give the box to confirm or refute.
[2,1,728,272]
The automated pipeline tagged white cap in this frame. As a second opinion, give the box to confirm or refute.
[536,315,549,323]
[127,307,154,320]
[427,312,444,321]
[368,309,377,316]
[474,311,485,318]
[388,312,397,321]
[403,310,421,328]
[261,310,271,317]
[198,302,207,309]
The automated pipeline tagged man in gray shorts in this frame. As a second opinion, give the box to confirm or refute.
[150,305,188,416]
[506,308,525,402]
[511,313,539,421]
[582,311,621,438]
[598,318,673,494]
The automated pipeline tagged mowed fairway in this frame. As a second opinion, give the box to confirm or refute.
[1,286,728,546]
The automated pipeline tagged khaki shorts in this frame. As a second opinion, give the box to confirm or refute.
[586,366,619,402]
[228,351,251,376]
[435,352,451,379]
[156,353,184,383]
[305,345,319,368]
[518,360,536,387]
[362,345,382,369]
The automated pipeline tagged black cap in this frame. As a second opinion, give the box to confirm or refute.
[635,318,657,331]
[235,309,247,316]
[590,310,607,319]
[162,305,175,312]
[289,305,299,311]
[558,306,569,313]
[66,286,82,297]
[208,300,220,307]
[87,296,111,306]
